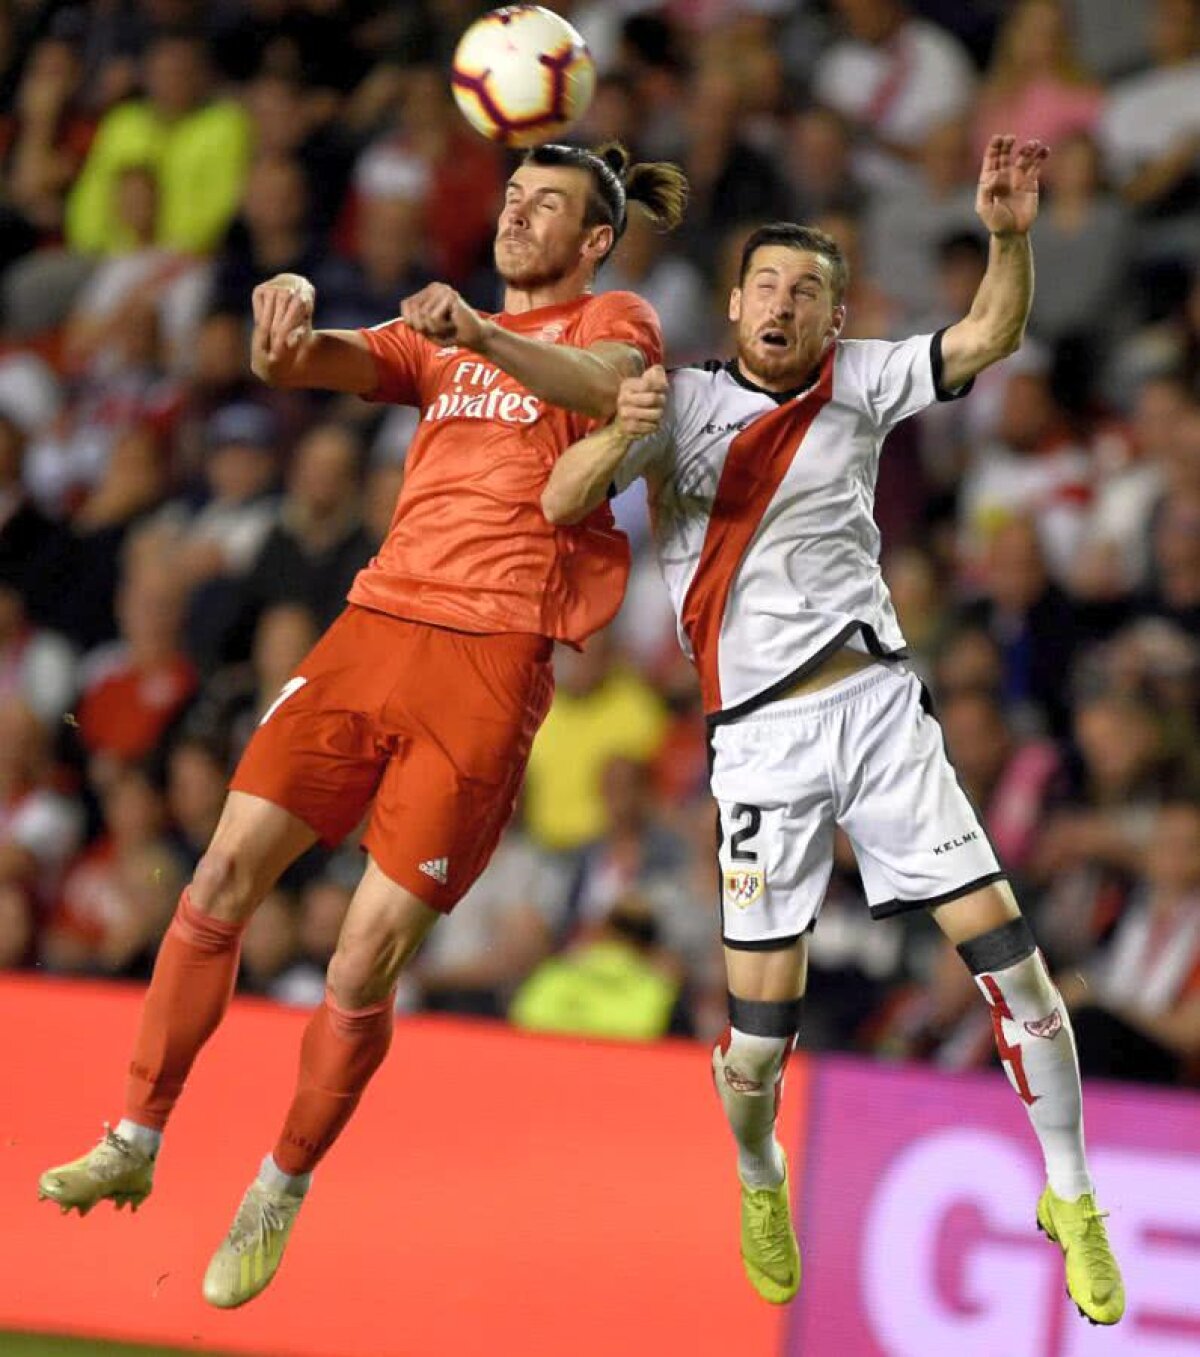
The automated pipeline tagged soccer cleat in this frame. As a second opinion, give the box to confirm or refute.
[740,1158,801,1304]
[202,1179,304,1309]
[1036,1185,1125,1326]
[37,1125,155,1216]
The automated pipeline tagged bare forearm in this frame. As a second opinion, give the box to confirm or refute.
[941,234,1033,389]
[252,328,376,394]
[476,322,631,418]
[542,423,634,525]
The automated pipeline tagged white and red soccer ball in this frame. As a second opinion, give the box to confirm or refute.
[451,5,596,149]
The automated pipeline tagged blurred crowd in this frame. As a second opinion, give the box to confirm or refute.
[0,0,1198,1086]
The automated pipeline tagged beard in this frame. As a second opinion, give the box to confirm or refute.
[494,233,579,290]
[735,322,823,389]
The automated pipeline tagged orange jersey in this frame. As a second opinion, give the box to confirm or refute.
[349,291,663,644]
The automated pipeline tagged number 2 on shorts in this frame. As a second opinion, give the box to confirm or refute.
[259,676,308,726]
[729,803,762,862]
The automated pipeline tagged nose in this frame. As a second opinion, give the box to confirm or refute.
[500,199,527,231]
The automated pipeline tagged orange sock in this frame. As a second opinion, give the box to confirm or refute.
[273,993,394,1175]
[125,889,246,1130]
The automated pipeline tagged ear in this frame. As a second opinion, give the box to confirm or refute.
[827,304,846,343]
[584,223,614,267]
[728,287,743,324]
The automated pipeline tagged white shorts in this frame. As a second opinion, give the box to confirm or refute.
[710,664,1004,949]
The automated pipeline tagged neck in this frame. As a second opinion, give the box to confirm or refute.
[733,352,823,398]
[501,271,593,314]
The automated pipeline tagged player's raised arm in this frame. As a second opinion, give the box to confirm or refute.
[940,136,1049,392]
[251,273,378,395]
[541,366,668,525]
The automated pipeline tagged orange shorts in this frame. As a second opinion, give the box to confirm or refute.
[231,605,553,910]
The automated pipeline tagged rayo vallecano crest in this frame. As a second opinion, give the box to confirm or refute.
[724,867,764,909]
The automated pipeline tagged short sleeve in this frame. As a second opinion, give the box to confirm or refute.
[837,330,973,431]
[357,319,427,406]
[575,290,664,370]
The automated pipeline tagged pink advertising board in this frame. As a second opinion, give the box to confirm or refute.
[787,1056,1200,1357]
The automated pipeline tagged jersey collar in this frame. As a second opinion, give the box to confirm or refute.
[724,353,825,405]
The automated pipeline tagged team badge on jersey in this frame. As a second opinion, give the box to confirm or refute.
[724,867,764,910]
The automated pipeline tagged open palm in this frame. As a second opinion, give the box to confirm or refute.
[976,135,1049,236]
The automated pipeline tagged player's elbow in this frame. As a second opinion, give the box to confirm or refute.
[540,484,588,526]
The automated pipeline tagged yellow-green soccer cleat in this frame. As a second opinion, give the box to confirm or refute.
[37,1125,155,1216]
[740,1159,801,1304]
[203,1179,304,1309]
[1036,1185,1126,1326]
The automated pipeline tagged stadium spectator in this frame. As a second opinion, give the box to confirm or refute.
[269,876,353,1009]
[509,892,684,1042]
[0,697,82,906]
[523,631,667,854]
[781,104,866,224]
[41,762,180,979]
[75,550,196,767]
[0,33,94,265]
[163,734,227,877]
[1098,0,1200,247]
[410,829,568,1019]
[62,164,209,378]
[956,516,1083,736]
[1062,798,1200,1083]
[1026,133,1131,349]
[238,423,370,633]
[237,888,299,998]
[0,580,76,725]
[65,29,252,257]
[972,0,1103,167]
[815,0,976,188]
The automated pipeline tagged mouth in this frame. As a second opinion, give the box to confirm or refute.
[758,328,789,349]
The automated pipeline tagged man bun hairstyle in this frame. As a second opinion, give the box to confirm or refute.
[522,140,688,261]
[739,222,849,305]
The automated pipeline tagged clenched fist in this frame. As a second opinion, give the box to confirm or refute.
[616,365,668,440]
[400,282,491,351]
[251,274,315,385]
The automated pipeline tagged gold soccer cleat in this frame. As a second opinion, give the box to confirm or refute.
[37,1125,155,1216]
[740,1156,801,1304]
[1037,1185,1126,1326]
[202,1179,304,1309]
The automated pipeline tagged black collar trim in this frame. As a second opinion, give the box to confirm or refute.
[723,357,822,406]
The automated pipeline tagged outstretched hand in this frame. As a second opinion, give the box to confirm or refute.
[976,135,1049,237]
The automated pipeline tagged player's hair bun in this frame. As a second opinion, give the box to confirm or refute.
[596,141,632,181]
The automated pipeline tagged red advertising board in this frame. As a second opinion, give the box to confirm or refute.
[1,975,799,1357]
[787,1056,1200,1357]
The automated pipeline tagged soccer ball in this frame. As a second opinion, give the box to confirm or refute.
[451,5,596,149]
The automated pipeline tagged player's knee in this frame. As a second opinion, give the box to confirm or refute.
[326,936,396,1010]
[713,993,802,1092]
[190,847,257,922]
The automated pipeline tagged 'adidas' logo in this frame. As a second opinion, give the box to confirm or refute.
[419,857,449,885]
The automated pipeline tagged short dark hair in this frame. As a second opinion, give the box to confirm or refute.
[521,141,688,261]
[738,223,848,305]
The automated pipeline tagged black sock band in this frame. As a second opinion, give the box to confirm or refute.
[728,993,803,1038]
[956,916,1037,975]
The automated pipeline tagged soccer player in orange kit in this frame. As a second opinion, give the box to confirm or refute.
[38,142,687,1309]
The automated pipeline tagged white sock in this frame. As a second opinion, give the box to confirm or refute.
[258,1153,311,1198]
[711,1027,792,1190]
[975,951,1093,1200]
[115,1118,162,1159]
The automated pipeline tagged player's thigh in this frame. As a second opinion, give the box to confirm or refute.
[724,935,810,1003]
[193,789,319,922]
[364,630,554,910]
[711,712,837,952]
[835,670,1004,920]
[231,609,394,853]
[326,856,441,1007]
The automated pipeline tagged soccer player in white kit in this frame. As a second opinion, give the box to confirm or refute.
[542,136,1125,1323]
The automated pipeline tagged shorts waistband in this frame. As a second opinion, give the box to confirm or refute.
[734,663,904,722]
